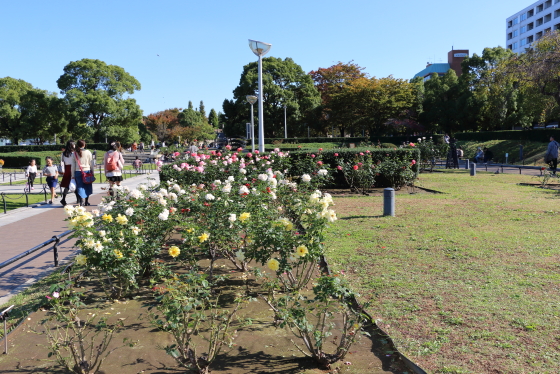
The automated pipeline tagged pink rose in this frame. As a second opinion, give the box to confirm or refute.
[353,165,359,170]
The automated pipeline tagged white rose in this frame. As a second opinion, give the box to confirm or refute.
[301,174,311,183]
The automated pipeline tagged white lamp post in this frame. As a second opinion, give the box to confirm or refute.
[246,95,257,152]
[283,104,287,139]
[248,39,271,153]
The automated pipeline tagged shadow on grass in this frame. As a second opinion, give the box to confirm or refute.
[341,215,384,220]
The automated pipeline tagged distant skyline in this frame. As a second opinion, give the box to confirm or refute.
[1,0,534,120]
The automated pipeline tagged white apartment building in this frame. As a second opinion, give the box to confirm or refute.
[506,0,560,53]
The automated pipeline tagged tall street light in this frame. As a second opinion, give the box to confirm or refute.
[246,95,257,152]
[283,104,287,139]
[248,39,271,153]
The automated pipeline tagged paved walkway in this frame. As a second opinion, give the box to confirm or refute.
[0,172,159,306]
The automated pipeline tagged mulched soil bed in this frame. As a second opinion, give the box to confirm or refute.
[0,256,408,374]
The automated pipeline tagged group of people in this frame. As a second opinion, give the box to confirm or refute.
[474,147,494,164]
[24,140,130,206]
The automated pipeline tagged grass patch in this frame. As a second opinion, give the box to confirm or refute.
[457,140,547,165]
[326,170,560,373]
[0,268,69,339]
[0,193,48,211]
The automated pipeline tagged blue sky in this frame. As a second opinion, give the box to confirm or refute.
[1,0,533,119]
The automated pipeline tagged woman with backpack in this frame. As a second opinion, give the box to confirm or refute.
[104,141,125,196]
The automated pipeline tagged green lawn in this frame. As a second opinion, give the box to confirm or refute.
[455,140,547,166]
[0,193,48,212]
[325,170,560,373]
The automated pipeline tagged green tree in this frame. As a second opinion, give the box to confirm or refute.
[0,77,33,144]
[199,100,207,119]
[208,108,219,128]
[309,61,367,136]
[222,57,321,137]
[329,76,416,136]
[19,89,68,143]
[419,70,461,134]
[57,58,142,142]
[458,47,534,131]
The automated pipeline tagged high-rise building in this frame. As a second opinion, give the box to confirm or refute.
[506,0,560,53]
[413,49,469,81]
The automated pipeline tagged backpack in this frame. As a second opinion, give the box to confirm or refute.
[106,151,120,171]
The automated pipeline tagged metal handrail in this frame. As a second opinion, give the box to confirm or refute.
[0,229,74,270]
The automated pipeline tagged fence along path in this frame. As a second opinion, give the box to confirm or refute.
[0,173,159,305]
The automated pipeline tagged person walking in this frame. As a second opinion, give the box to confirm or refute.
[71,140,94,206]
[132,156,142,173]
[104,141,125,196]
[43,157,59,204]
[545,136,560,174]
[59,140,76,206]
[188,141,198,154]
[25,159,38,190]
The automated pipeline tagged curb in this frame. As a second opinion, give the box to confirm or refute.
[319,255,427,374]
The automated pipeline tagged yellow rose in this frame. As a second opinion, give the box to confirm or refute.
[102,214,113,223]
[198,232,210,243]
[75,254,87,265]
[296,245,309,257]
[116,214,128,225]
[267,258,280,271]
[168,246,181,258]
[114,249,123,259]
[239,212,251,222]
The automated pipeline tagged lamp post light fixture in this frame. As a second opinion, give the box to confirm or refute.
[246,95,257,152]
[248,39,272,153]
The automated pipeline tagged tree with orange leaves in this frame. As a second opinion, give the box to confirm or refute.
[309,62,367,136]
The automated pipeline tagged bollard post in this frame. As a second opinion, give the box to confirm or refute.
[52,235,60,267]
[383,188,395,217]
[1,193,5,214]
[25,191,28,207]
[470,163,476,176]
[465,159,469,170]
[1,305,14,354]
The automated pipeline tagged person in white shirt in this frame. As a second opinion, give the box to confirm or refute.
[25,159,38,190]
[71,140,94,206]
[59,140,76,206]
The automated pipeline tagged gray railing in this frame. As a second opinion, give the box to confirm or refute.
[0,229,74,270]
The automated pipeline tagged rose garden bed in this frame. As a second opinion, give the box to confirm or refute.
[0,147,421,374]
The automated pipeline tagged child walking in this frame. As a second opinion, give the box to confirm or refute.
[43,157,59,204]
[25,159,37,190]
